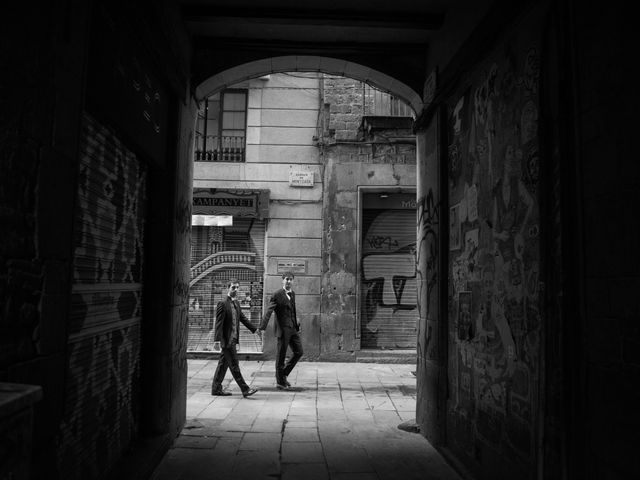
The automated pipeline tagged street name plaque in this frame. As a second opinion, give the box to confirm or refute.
[276,259,307,274]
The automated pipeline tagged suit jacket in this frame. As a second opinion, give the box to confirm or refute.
[259,288,298,338]
[214,297,256,348]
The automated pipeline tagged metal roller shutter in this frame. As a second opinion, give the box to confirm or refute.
[58,113,147,479]
[360,196,417,349]
[188,217,265,353]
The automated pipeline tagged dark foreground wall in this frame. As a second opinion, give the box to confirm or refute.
[1,3,93,477]
[415,5,547,478]
[415,1,640,479]
[444,5,543,477]
[0,2,193,479]
[570,2,640,479]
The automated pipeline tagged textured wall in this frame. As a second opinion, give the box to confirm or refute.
[168,94,196,440]
[321,144,416,360]
[444,6,543,478]
[323,76,364,141]
[415,124,443,443]
[57,115,148,479]
[1,1,191,478]
[0,2,89,476]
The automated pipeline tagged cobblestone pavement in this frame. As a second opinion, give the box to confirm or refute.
[151,359,462,480]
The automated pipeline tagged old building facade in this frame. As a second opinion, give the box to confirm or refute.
[1,1,637,479]
[188,73,417,361]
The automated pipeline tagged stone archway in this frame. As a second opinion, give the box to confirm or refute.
[195,55,423,113]
[188,56,437,442]
[189,58,427,359]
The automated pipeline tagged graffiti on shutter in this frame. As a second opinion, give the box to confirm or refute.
[361,206,417,349]
[58,113,146,479]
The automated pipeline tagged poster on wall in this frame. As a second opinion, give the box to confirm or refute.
[450,203,462,250]
[457,291,473,340]
[464,229,479,258]
[467,184,478,222]
[444,3,544,471]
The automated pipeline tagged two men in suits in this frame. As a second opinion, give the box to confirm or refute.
[211,279,259,397]
[258,271,303,390]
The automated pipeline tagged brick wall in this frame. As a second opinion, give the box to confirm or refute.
[323,75,365,141]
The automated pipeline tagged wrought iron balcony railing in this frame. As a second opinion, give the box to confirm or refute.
[194,135,245,162]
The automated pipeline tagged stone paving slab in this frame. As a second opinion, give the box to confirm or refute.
[323,445,375,473]
[282,462,330,480]
[232,450,280,478]
[239,432,281,451]
[281,441,325,463]
[173,435,218,449]
[250,419,284,433]
[151,360,462,480]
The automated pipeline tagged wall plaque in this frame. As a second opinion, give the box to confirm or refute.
[276,259,307,274]
[289,166,314,187]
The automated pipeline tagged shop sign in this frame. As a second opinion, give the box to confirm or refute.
[193,189,259,217]
[363,192,417,210]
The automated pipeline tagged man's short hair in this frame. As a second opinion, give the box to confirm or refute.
[281,271,295,279]
[227,278,240,287]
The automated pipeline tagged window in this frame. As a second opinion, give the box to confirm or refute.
[363,84,414,117]
[195,89,247,162]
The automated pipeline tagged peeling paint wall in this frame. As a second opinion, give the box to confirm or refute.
[321,142,416,360]
[444,7,542,478]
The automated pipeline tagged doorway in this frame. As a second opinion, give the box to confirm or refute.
[188,217,265,353]
[360,191,418,349]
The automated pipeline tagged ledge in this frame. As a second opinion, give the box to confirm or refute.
[0,383,43,419]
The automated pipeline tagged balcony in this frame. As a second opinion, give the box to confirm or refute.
[194,135,245,162]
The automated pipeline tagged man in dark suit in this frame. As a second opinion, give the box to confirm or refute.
[258,271,303,390]
[211,278,259,397]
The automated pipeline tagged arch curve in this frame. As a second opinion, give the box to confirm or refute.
[195,56,423,114]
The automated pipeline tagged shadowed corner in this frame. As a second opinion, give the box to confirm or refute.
[398,419,421,434]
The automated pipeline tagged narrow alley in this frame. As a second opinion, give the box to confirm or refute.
[2,1,638,479]
[151,360,462,480]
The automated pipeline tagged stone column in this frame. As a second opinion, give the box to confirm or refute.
[415,117,444,444]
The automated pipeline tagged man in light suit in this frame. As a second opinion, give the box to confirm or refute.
[211,278,259,397]
[258,271,303,390]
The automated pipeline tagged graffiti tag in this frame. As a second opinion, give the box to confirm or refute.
[367,235,400,250]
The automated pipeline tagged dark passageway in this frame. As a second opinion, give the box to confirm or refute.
[1,1,638,480]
